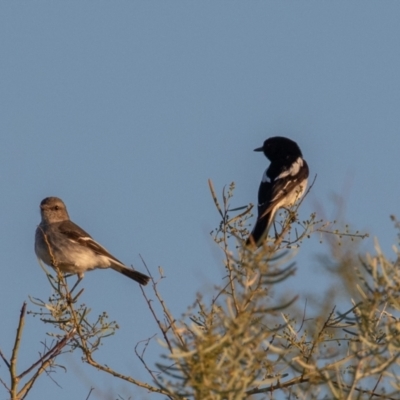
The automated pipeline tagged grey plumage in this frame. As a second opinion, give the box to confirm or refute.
[35,197,150,285]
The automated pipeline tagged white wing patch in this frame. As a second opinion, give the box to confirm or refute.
[67,236,91,244]
[270,180,292,202]
[276,157,303,180]
[272,179,307,205]
[261,169,270,183]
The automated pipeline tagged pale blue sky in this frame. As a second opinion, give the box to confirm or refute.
[1,3,400,399]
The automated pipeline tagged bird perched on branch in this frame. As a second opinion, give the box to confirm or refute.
[247,136,309,247]
[35,197,150,286]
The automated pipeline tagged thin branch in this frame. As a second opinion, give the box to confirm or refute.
[208,179,224,218]
[18,329,75,380]
[369,374,383,400]
[85,387,95,400]
[0,348,10,369]
[84,352,169,396]
[10,302,27,399]
[139,256,174,352]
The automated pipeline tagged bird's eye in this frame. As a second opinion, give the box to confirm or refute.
[54,205,59,211]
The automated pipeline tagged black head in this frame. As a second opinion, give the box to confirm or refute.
[254,136,303,162]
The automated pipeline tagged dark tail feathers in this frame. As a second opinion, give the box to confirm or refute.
[112,264,150,285]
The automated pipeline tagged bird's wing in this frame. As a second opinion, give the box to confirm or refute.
[246,178,274,246]
[248,159,309,246]
[260,158,309,219]
[259,176,303,219]
[57,220,124,266]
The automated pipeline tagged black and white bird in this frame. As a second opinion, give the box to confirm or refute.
[247,137,309,247]
[35,197,150,286]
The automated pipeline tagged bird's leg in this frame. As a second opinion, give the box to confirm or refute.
[69,274,83,294]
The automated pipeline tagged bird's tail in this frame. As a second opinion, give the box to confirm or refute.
[246,212,272,248]
[111,264,150,285]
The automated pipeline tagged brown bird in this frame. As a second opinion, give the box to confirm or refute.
[35,197,150,285]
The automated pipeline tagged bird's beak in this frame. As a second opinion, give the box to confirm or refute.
[254,146,263,152]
